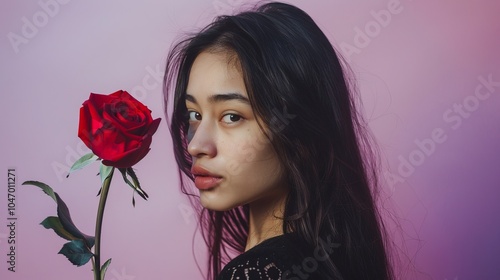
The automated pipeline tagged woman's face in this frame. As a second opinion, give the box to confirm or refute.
[185,51,286,211]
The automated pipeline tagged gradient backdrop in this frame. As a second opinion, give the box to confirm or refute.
[1,0,499,279]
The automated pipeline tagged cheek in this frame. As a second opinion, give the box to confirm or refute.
[225,138,282,192]
[249,148,282,187]
[221,129,273,176]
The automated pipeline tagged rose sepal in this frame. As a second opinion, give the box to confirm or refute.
[118,167,148,206]
[67,153,99,177]
[99,164,114,185]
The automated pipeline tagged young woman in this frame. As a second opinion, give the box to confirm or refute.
[164,2,394,279]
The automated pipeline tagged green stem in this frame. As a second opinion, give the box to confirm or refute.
[92,167,114,280]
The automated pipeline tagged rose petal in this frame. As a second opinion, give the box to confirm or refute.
[86,102,107,135]
[102,102,153,136]
[146,118,161,137]
[106,102,145,128]
[102,136,152,168]
[101,110,146,139]
[78,106,93,149]
[90,128,130,162]
[87,92,118,110]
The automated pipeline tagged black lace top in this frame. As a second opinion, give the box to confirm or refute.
[216,233,316,280]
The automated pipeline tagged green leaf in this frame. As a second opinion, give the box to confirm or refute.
[101,258,112,280]
[118,168,148,201]
[58,240,94,267]
[23,181,95,247]
[68,153,99,176]
[22,181,57,203]
[99,164,114,185]
[54,193,95,248]
[40,216,79,241]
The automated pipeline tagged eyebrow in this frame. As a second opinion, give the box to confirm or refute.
[185,93,250,105]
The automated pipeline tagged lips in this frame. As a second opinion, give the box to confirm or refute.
[191,165,223,190]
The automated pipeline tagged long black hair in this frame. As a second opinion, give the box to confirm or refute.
[164,2,394,279]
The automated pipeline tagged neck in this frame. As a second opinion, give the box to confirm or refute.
[245,187,288,251]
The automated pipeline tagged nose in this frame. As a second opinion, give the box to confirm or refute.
[187,119,217,158]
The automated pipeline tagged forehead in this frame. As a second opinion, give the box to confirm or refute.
[186,51,246,99]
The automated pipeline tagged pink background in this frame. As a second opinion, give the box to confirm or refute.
[1,0,499,279]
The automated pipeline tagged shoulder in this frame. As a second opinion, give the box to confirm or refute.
[217,233,309,280]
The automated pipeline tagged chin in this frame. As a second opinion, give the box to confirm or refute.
[200,200,234,212]
[199,192,241,212]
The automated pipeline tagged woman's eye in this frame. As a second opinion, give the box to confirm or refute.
[221,113,242,124]
[188,111,202,121]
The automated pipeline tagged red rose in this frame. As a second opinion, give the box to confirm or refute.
[78,90,161,168]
